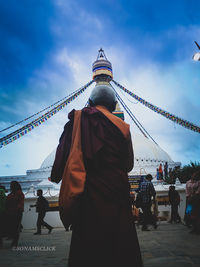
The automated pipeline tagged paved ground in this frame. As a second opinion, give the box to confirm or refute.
[1,222,200,267]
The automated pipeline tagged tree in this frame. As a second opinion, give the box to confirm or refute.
[167,162,200,184]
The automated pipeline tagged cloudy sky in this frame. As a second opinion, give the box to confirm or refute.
[1,0,200,176]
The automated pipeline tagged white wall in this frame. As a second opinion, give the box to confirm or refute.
[21,189,187,229]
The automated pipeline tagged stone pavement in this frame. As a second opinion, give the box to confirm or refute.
[1,222,200,267]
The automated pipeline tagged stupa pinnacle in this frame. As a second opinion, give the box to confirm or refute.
[92,48,113,83]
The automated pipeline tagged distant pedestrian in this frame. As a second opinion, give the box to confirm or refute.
[156,168,159,180]
[30,189,53,235]
[185,174,199,227]
[169,168,173,183]
[164,162,168,180]
[189,171,200,234]
[158,164,163,180]
[6,181,24,247]
[168,185,181,223]
[139,174,157,231]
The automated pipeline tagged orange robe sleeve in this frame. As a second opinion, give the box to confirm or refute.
[59,110,86,229]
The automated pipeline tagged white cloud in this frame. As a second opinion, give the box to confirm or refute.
[53,0,103,35]
[55,48,91,85]
[107,45,200,165]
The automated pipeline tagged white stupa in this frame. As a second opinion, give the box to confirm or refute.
[0,48,180,193]
[40,131,177,178]
[36,48,179,182]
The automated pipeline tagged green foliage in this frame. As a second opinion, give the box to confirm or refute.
[167,162,200,184]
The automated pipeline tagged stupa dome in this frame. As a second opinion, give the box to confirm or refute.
[40,150,56,169]
[40,132,175,176]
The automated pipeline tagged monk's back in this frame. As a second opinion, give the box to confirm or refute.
[81,107,131,203]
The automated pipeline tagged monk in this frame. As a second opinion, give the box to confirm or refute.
[51,84,143,267]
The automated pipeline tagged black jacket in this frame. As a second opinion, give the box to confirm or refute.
[36,196,49,213]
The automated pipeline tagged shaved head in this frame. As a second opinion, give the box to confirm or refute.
[89,84,117,112]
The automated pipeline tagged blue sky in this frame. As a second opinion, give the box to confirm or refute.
[1,0,200,176]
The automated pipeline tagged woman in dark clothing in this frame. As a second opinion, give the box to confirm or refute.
[0,185,7,247]
[6,181,24,247]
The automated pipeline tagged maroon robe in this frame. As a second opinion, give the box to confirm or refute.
[51,106,143,267]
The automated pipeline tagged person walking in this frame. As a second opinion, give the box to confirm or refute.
[168,185,181,223]
[50,84,143,267]
[6,181,24,247]
[140,174,157,231]
[30,189,53,235]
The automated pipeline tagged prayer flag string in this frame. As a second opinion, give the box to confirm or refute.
[0,86,89,134]
[0,80,94,148]
[112,80,200,134]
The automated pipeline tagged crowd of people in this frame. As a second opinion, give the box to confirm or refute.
[1,171,199,252]
[0,183,52,248]
[131,170,200,235]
